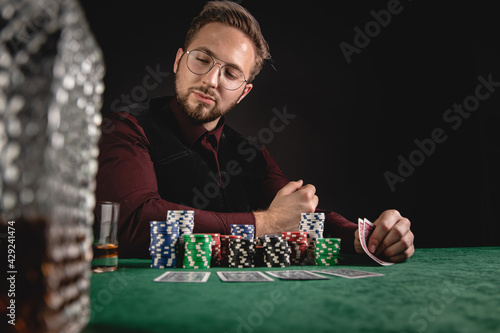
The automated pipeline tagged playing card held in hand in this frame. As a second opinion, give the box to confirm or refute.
[358,218,394,266]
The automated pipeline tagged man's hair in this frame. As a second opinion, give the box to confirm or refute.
[184,1,270,83]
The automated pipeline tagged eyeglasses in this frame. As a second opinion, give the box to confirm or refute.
[185,49,248,91]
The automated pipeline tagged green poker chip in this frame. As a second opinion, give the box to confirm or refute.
[183,234,212,269]
[314,238,341,266]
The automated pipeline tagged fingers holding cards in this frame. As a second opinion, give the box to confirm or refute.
[370,210,415,262]
[357,218,394,266]
[356,210,414,264]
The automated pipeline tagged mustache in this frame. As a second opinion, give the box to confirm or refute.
[190,86,218,100]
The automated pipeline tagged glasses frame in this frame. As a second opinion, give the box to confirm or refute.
[184,49,248,91]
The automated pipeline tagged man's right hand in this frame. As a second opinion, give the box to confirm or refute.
[254,180,319,237]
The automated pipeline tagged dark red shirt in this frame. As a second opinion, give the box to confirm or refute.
[96,98,357,258]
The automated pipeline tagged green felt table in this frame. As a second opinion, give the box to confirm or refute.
[82,247,500,333]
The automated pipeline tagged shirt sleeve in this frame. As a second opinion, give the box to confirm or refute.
[258,147,358,253]
[96,112,255,258]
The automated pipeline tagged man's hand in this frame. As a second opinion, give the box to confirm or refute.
[354,209,414,263]
[254,180,318,237]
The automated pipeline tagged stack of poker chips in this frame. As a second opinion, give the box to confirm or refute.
[281,231,308,265]
[168,210,194,268]
[299,212,325,240]
[174,210,195,235]
[228,238,257,268]
[261,235,291,267]
[202,233,221,267]
[299,212,325,265]
[315,238,341,266]
[220,235,242,267]
[183,234,212,269]
[230,224,255,240]
[150,221,179,268]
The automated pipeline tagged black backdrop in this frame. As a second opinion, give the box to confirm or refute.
[81,0,499,248]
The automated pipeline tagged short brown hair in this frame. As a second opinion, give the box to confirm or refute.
[184,1,270,82]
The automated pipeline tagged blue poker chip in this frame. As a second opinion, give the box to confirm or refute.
[230,224,255,240]
[300,212,325,217]
[150,218,181,266]
[150,214,191,270]
[150,232,179,237]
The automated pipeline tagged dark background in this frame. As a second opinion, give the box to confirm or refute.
[81,0,499,248]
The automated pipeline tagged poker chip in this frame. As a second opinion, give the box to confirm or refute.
[150,210,338,270]
[165,210,195,268]
[183,234,212,269]
[262,236,291,267]
[315,238,341,266]
[230,224,255,240]
[281,231,308,265]
[299,212,325,265]
[199,233,221,267]
[149,210,196,268]
[299,212,324,241]
[219,235,242,267]
[228,238,256,268]
[149,220,179,268]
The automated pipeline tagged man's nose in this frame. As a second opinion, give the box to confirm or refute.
[202,64,221,89]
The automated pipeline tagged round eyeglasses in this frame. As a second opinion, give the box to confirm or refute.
[185,49,248,91]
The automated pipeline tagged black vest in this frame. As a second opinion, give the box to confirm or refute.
[135,97,268,213]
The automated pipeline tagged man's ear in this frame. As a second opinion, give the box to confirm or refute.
[237,83,253,104]
[173,48,184,74]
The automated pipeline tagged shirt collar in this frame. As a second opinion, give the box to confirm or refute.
[169,97,225,149]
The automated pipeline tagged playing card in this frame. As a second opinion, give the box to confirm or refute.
[154,271,211,283]
[265,270,329,280]
[217,271,274,282]
[358,218,394,266]
[312,268,385,279]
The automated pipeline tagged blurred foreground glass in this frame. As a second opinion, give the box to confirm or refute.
[92,202,119,272]
[0,0,104,330]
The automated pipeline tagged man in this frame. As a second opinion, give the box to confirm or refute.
[96,1,414,262]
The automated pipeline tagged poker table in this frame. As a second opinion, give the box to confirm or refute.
[82,247,500,333]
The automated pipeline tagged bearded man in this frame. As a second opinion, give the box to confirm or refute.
[96,1,414,261]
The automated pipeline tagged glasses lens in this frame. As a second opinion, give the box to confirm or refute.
[187,50,212,75]
[220,66,245,90]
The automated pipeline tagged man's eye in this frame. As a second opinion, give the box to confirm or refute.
[196,57,210,64]
[224,68,239,80]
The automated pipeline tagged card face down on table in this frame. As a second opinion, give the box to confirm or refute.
[153,269,384,283]
[217,271,274,282]
[265,270,329,280]
[154,271,211,283]
[312,269,385,279]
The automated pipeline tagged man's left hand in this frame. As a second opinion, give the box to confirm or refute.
[354,209,414,263]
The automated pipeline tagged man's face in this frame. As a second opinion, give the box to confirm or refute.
[173,22,255,127]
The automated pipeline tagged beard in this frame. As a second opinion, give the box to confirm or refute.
[175,74,240,125]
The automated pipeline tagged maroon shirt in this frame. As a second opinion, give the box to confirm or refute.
[96,98,357,258]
